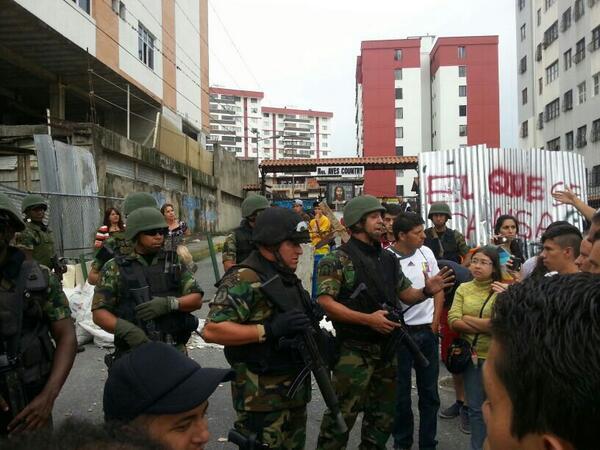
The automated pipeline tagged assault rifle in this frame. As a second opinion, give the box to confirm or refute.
[228,429,269,449]
[0,357,27,422]
[50,255,67,282]
[129,286,163,343]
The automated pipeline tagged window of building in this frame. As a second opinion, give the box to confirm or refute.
[459,105,467,116]
[138,23,155,70]
[458,66,466,77]
[395,146,404,156]
[396,169,404,177]
[522,88,528,104]
[521,24,527,41]
[520,56,527,74]
[73,0,90,13]
[592,119,600,142]
[574,38,586,63]
[538,112,544,129]
[263,113,269,118]
[591,26,600,52]
[578,81,587,104]
[547,137,561,151]
[519,0,526,10]
[546,60,559,84]
[521,121,529,138]
[394,68,403,80]
[250,98,258,103]
[545,98,560,121]
[396,127,404,139]
[574,0,584,20]
[458,46,466,59]
[545,0,556,10]
[537,8,542,26]
[561,7,572,31]
[459,85,467,97]
[395,108,403,119]
[564,89,573,111]
[322,125,328,130]
[396,185,405,196]
[564,49,572,70]
[566,131,574,150]
[577,125,587,147]
[592,165,600,186]
[594,72,600,96]
[536,43,543,61]
[394,49,403,61]
[539,77,543,95]
[395,88,403,99]
[459,124,468,136]
[543,21,559,47]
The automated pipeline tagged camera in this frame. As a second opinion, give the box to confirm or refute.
[506,256,523,272]
[493,235,509,245]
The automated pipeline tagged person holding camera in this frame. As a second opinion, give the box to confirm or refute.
[491,215,524,283]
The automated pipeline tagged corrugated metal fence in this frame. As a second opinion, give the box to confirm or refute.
[419,145,587,256]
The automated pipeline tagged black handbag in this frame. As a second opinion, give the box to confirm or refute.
[444,291,494,374]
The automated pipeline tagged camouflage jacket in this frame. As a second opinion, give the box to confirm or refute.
[221,232,237,264]
[14,221,55,267]
[91,233,133,272]
[207,266,311,412]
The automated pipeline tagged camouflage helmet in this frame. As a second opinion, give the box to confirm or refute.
[241,195,269,218]
[252,207,310,246]
[122,192,158,217]
[0,192,25,232]
[21,194,48,213]
[124,207,168,240]
[428,202,452,220]
[343,195,385,228]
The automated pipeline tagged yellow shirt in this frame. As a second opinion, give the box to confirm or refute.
[309,215,331,255]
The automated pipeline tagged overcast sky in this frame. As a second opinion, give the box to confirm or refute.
[208,0,518,156]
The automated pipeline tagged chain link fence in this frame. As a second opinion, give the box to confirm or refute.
[0,184,124,258]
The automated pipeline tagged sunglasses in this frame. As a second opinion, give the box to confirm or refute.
[141,228,168,236]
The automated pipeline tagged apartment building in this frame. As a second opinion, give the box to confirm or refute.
[516,0,600,190]
[356,36,499,197]
[0,0,210,142]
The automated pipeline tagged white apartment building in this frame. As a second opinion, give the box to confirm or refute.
[516,0,600,186]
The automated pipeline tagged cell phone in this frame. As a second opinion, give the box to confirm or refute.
[506,256,522,272]
[493,235,509,245]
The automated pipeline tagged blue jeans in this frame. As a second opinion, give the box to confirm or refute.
[464,359,487,450]
[393,327,440,450]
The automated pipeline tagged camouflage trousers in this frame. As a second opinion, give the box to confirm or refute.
[235,406,307,449]
[316,340,397,450]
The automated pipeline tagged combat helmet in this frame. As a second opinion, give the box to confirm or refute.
[0,192,25,232]
[428,202,452,220]
[122,192,158,217]
[343,195,385,228]
[252,207,310,246]
[124,207,168,240]
[21,194,48,213]
[241,195,269,218]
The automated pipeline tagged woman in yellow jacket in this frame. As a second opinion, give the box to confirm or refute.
[448,245,506,450]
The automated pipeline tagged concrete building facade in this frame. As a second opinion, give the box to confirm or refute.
[515,0,600,194]
[356,36,500,197]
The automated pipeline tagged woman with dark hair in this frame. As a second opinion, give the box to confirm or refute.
[95,207,125,249]
[492,215,524,282]
[448,245,505,450]
[161,203,191,248]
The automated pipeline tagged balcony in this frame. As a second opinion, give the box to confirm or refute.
[283,117,310,123]
[588,38,600,53]
[574,50,586,64]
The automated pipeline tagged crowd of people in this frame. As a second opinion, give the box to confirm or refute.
[0,187,598,450]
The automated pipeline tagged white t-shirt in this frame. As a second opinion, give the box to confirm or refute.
[387,245,440,325]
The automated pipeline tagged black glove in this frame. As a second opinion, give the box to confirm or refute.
[264,310,311,340]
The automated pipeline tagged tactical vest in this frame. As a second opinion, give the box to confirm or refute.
[424,227,461,263]
[115,251,195,349]
[221,252,313,375]
[27,222,54,268]
[334,238,400,344]
[233,221,256,264]
[0,253,54,386]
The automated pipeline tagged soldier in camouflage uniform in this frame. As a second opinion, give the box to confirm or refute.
[0,193,76,436]
[87,192,158,285]
[316,196,453,450]
[222,195,270,272]
[424,202,470,264]
[92,207,202,359]
[14,194,55,268]
[203,207,317,449]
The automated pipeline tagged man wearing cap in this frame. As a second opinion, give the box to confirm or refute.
[88,192,158,285]
[103,341,234,450]
[222,195,270,272]
[92,207,203,360]
[203,207,320,449]
[14,194,55,268]
[0,193,77,436]
[424,202,469,264]
[315,195,454,449]
[292,199,311,222]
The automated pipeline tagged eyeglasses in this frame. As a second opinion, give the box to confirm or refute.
[141,228,168,237]
[471,258,493,266]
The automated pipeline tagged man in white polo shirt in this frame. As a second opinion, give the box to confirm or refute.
[388,212,443,450]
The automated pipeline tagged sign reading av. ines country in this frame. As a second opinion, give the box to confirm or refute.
[316,166,364,177]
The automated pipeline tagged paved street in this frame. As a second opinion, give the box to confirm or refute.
[53,254,470,449]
